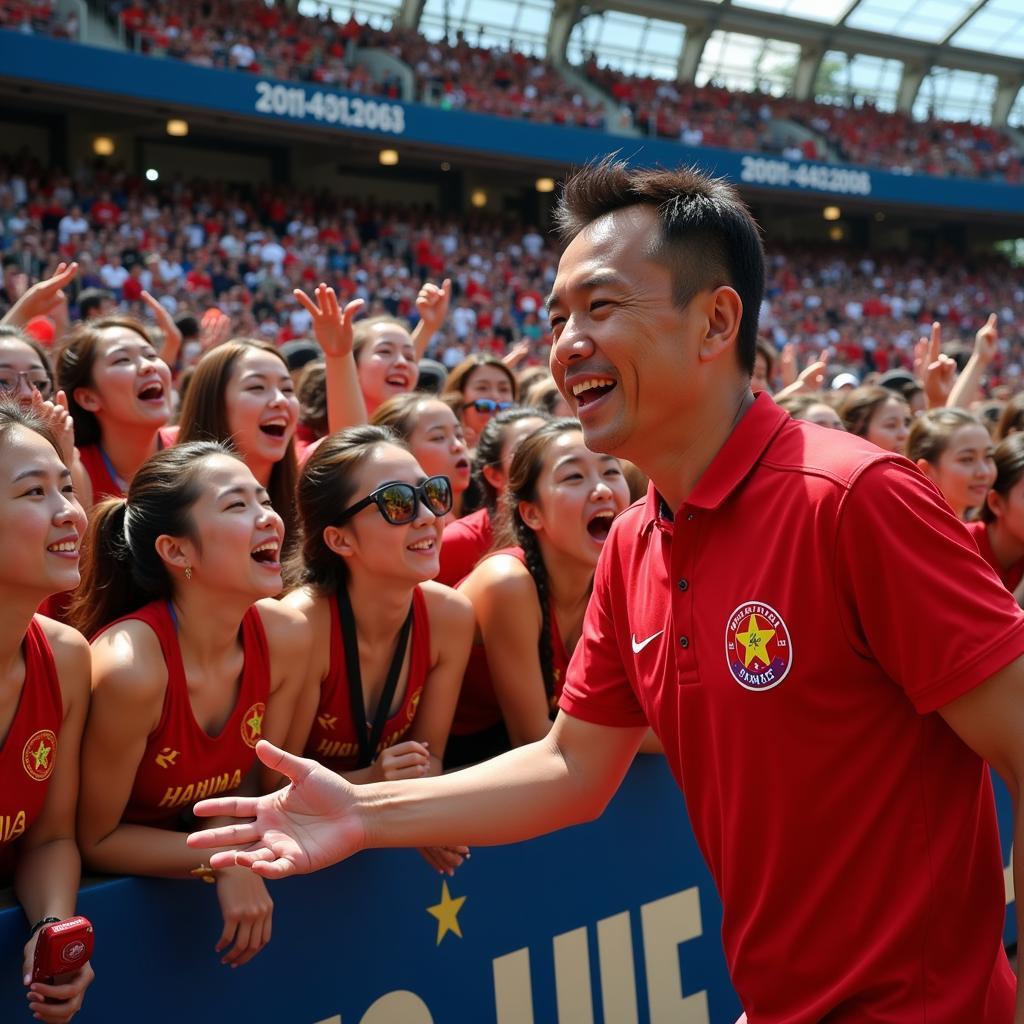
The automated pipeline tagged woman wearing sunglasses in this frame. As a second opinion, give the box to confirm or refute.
[447,419,632,767]
[371,393,472,520]
[283,426,474,875]
[71,442,310,969]
[444,355,518,448]
[56,317,174,511]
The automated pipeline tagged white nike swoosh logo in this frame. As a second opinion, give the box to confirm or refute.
[631,631,664,654]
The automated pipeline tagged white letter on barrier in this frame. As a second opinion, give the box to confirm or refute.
[494,947,534,1024]
[640,888,710,1024]
[553,926,594,1024]
[359,991,433,1024]
[597,911,639,1024]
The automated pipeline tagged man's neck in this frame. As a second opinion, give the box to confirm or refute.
[636,386,755,512]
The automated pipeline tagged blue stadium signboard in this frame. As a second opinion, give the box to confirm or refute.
[2,32,1023,216]
[0,757,1016,1023]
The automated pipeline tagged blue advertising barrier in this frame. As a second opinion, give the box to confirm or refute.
[1,32,1023,216]
[0,756,1016,1023]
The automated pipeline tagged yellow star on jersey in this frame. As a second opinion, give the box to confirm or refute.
[246,708,264,739]
[31,739,51,772]
[736,615,775,669]
[426,881,466,945]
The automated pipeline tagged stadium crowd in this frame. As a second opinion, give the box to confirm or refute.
[3,0,1021,180]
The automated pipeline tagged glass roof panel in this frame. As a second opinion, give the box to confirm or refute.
[815,50,903,112]
[731,0,849,24]
[913,67,998,122]
[1009,85,1024,128]
[567,12,686,79]
[950,0,1024,58]
[298,0,403,30]
[695,30,800,95]
[846,0,979,43]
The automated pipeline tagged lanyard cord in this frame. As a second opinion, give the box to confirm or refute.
[336,585,414,770]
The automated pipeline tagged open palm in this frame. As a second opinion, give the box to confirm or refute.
[188,742,367,879]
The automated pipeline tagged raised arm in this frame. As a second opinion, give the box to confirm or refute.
[295,284,367,433]
[948,313,998,410]
[411,278,451,360]
[189,711,645,878]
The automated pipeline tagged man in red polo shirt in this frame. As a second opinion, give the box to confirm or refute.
[190,162,1024,1022]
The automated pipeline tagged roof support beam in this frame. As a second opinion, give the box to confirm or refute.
[895,59,927,115]
[992,75,1024,129]
[940,0,989,46]
[546,0,580,65]
[677,21,712,84]
[583,0,1024,80]
[397,0,425,31]
[792,42,824,102]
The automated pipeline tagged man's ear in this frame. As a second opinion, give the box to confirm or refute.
[698,286,743,365]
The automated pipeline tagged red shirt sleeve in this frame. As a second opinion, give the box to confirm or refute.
[834,458,1024,714]
[559,525,648,728]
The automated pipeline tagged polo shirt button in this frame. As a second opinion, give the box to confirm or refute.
[679,635,689,648]
[677,578,688,591]
[687,513,696,521]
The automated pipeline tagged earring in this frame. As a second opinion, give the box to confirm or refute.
[184,566,193,581]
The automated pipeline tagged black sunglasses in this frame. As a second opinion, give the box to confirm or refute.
[470,399,514,413]
[338,475,453,525]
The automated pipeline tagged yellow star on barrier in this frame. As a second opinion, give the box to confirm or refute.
[426,880,466,945]
[736,614,775,669]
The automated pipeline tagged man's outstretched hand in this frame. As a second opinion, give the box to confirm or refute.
[187,741,367,879]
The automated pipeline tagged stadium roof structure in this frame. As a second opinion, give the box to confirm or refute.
[302,0,1024,127]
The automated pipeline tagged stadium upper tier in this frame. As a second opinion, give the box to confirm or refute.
[2,0,1021,183]
[1,152,1022,387]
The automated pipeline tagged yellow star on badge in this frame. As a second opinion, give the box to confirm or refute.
[31,739,51,771]
[246,709,264,739]
[426,880,466,945]
[736,614,775,669]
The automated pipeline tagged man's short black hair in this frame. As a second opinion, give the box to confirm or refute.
[555,158,765,375]
[78,287,115,319]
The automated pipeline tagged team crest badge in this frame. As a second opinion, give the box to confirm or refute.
[241,702,265,748]
[725,602,793,691]
[22,729,57,781]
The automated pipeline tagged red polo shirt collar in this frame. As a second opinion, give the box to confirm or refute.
[642,392,789,532]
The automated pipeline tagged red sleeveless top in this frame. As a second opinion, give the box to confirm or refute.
[304,586,430,772]
[451,546,571,736]
[111,601,271,827]
[0,618,63,877]
[79,428,178,504]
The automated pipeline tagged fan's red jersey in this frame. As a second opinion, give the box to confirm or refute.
[451,547,570,736]
[0,618,63,877]
[304,585,430,772]
[78,428,178,505]
[964,519,1024,591]
[437,508,493,587]
[109,601,270,827]
[560,395,1024,1023]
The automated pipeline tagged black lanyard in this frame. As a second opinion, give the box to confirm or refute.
[336,585,413,770]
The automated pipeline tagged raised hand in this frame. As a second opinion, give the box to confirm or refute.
[779,342,798,388]
[1,262,78,329]
[140,290,182,362]
[418,844,469,877]
[773,357,827,401]
[502,340,531,369]
[415,278,452,334]
[973,312,999,366]
[199,307,233,352]
[919,321,957,408]
[30,389,76,468]
[293,284,365,359]
[188,740,366,879]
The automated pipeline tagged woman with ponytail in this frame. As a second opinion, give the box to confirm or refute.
[0,401,94,1020]
[967,433,1024,594]
[73,442,310,968]
[177,340,300,551]
[282,426,474,874]
[55,317,174,509]
[448,419,631,766]
[436,406,550,587]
